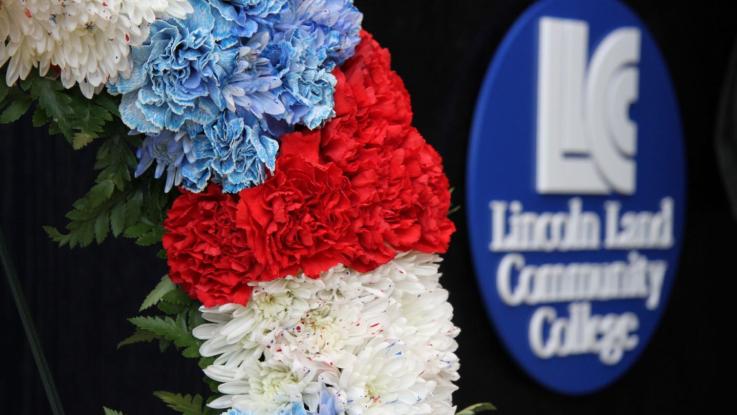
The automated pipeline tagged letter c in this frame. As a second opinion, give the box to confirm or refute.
[497,254,528,305]
[529,306,559,358]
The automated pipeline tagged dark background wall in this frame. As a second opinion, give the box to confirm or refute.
[1,1,733,413]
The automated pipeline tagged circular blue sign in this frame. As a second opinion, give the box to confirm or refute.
[467,0,685,394]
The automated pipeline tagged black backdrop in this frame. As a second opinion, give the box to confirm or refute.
[1,1,733,413]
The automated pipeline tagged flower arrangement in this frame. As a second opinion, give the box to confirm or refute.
[1,1,493,414]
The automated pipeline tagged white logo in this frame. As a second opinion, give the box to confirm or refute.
[536,17,641,195]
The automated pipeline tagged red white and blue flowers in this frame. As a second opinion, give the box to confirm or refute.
[2,1,470,414]
[159,27,460,413]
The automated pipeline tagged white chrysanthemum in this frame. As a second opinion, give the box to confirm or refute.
[335,338,435,415]
[0,0,193,98]
[193,252,460,415]
[207,359,322,413]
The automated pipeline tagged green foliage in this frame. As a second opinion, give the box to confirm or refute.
[128,314,201,358]
[0,62,217,415]
[2,72,142,248]
[140,275,177,311]
[0,70,118,148]
[457,403,497,414]
[153,392,217,415]
[117,329,159,349]
[118,279,220,413]
[44,135,174,248]
[156,288,197,315]
[0,92,33,123]
[120,280,206,359]
[0,79,24,123]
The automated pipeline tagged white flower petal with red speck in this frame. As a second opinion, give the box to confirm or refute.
[0,0,193,98]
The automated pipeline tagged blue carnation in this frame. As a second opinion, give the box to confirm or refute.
[109,0,240,135]
[137,112,278,193]
[264,28,338,130]
[223,32,287,119]
[182,112,279,193]
[261,0,362,130]
[135,131,189,192]
[221,0,289,37]
[278,0,363,67]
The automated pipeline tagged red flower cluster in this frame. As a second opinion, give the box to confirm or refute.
[290,31,456,270]
[164,31,455,306]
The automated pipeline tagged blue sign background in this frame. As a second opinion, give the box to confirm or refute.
[466,0,685,394]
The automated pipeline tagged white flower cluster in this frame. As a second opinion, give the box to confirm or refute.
[0,0,193,97]
[193,252,461,415]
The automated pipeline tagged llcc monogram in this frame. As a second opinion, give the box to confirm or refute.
[536,17,641,195]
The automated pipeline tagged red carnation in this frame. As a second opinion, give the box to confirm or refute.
[236,133,358,280]
[163,186,261,306]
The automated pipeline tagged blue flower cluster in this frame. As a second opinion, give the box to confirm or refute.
[110,0,362,193]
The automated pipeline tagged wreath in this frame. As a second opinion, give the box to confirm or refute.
[1,1,492,414]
